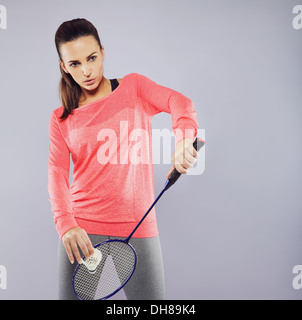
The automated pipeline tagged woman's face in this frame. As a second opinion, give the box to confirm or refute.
[59,35,104,91]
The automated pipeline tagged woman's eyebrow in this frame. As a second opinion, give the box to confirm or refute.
[68,51,98,63]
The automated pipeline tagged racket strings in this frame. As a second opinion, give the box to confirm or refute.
[73,240,136,300]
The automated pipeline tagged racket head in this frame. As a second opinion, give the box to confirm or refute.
[72,239,137,300]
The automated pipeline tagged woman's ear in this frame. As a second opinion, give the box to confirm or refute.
[59,60,69,74]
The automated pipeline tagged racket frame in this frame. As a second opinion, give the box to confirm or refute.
[72,239,137,300]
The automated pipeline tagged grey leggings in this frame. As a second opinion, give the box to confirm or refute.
[58,234,166,300]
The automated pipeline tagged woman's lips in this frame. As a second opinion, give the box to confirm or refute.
[84,78,96,86]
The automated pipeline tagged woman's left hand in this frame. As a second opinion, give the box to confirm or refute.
[166,138,199,178]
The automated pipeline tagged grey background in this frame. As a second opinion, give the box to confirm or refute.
[0,0,301,300]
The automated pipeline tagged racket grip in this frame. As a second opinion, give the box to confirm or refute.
[164,137,205,191]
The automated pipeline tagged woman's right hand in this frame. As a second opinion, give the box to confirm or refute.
[62,226,95,264]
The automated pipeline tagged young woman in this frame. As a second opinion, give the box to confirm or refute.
[48,18,199,300]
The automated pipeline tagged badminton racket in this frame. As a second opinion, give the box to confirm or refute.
[72,137,205,300]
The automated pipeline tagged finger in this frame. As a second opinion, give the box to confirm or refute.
[86,239,95,257]
[192,147,199,159]
[174,163,188,175]
[70,241,82,264]
[81,234,95,258]
[185,142,198,159]
[184,152,196,166]
[64,241,75,264]
[77,237,91,260]
[174,153,194,171]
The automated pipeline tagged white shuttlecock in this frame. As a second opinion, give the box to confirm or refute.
[81,248,102,273]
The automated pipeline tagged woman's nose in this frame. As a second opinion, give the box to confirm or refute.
[82,64,91,77]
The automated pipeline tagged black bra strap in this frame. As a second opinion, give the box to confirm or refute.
[110,78,119,91]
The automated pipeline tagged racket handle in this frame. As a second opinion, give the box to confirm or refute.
[164,137,205,191]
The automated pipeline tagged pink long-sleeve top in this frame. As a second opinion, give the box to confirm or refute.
[48,73,199,239]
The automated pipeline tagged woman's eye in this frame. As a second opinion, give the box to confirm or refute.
[69,56,96,67]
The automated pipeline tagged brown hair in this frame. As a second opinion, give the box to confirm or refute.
[54,18,102,120]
